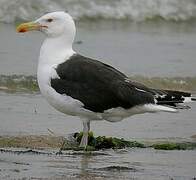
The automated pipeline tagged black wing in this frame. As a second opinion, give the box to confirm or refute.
[51,54,155,113]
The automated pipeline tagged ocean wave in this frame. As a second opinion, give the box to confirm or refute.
[0,0,196,23]
[0,75,38,93]
[0,75,196,94]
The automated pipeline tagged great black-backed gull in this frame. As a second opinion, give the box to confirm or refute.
[16,11,195,148]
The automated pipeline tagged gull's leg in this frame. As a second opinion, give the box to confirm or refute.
[79,120,90,148]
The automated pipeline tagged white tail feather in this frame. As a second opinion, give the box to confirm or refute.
[183,97,192,103]
[144,104,177,113]
[183,96,196,103]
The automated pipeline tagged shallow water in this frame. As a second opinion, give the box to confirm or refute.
[1,21,196,76]
[0,148,196,180]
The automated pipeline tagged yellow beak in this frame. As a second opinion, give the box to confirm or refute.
[16,21,44,33]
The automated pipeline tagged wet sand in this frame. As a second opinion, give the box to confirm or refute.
[0,93,196,141]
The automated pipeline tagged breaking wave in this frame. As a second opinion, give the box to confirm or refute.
[0,0,196,23]
[0,74,196,93]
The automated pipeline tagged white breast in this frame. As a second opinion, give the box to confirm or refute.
[37,56,86,116]
[37,54,103,120]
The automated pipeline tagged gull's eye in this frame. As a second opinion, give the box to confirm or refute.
[46,18,53,22]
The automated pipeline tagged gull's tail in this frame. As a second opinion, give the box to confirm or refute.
[150,89,196,111]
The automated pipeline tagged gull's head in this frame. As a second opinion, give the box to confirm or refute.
[16,11,76,38]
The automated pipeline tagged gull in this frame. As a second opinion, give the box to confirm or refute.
[16,11,195,148]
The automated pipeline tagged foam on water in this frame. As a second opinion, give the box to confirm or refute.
[1,0,196,23]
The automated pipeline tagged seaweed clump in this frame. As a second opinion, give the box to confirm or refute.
[70,132,145,151]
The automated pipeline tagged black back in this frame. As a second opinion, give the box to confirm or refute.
[51,54,155,113]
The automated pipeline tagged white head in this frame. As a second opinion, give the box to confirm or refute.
[17,11,76,44]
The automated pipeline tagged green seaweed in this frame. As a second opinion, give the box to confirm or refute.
[63,132,145,151]
[152,142,196,150]
[94,136,145,149]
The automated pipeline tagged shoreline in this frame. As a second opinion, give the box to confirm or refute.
[0,135,196,151]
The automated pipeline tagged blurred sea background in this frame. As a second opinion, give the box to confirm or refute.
[1,0,196,91]
[1,0,196,23]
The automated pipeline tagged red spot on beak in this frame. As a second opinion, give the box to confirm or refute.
[16,22,42,33]
[18,28,27,33]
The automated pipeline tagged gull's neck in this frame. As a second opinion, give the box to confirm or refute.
[39,33,75,66]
